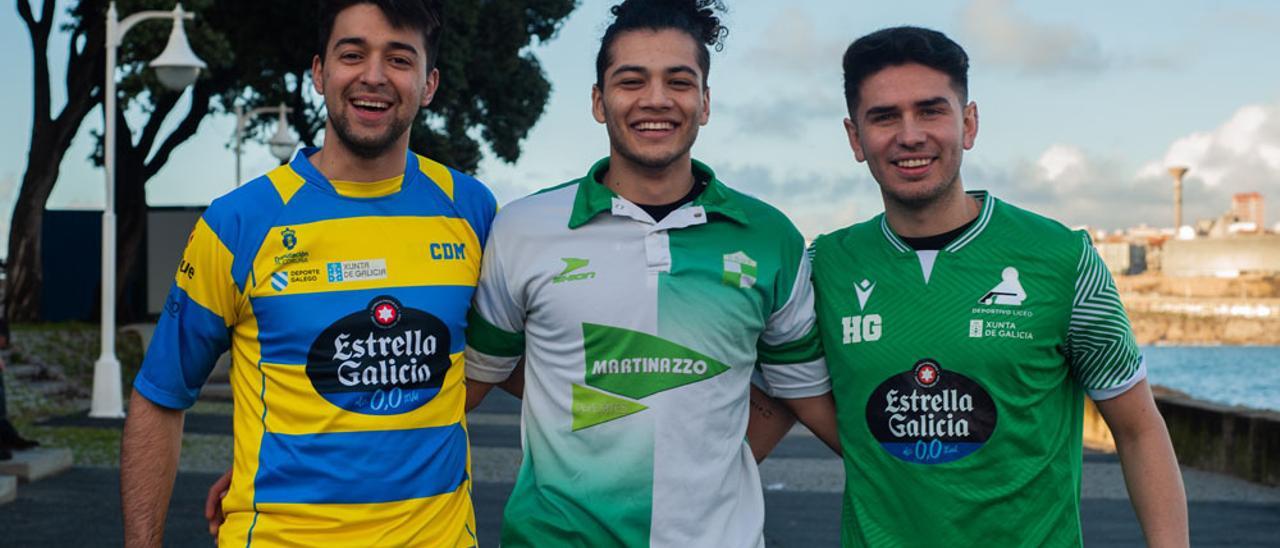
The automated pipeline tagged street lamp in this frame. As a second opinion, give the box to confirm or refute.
[92,2,206,419]
[234,103,296,185]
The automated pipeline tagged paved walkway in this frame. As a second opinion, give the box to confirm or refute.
[3,391,1278,546]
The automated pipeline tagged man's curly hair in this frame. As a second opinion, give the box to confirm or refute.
[595,0,729,88]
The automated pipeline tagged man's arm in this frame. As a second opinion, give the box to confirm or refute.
[1094,379,1189,547]
[746,384,797,462]
[782,392,840,456]
[121,390,186,547]
[466,360,525,412]
[746,386,841,461]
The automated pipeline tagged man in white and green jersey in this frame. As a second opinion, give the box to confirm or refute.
[463,1,839,546]
[812,26,1189,547]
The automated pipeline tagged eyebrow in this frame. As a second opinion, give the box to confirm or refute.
[610,64,700,79]
[333,37,421,57]
[863,96,950,118]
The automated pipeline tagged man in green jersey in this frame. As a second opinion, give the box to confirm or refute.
[809,26,1189,546]
[463,0,839,546]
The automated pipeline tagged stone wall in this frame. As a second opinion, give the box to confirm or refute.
[1083,393,1280,486]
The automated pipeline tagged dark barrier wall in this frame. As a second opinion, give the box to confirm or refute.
[1085,392,1279,486]
[40,210,102,322]
[1156,394,1280,487]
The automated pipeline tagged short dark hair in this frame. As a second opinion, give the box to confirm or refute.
[842,26,969,117]
[318,0,444,71]
[595,0,728,88]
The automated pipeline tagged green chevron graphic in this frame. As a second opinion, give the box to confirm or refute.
[572,384,647,431]
[582,323,730,400]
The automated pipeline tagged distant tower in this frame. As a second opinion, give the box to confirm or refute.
[1232,192,1264,228]
[1168,166,1189,229]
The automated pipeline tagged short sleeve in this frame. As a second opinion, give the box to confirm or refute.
[464,227,525,383]
[133,217,239,409]
[757,249,831,399]
[1066,231,1145,400]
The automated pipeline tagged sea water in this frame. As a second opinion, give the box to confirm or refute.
[1142,346,1280,412]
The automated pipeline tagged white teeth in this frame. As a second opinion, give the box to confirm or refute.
[635,121,674,131]
[896,158,932,168]
[352,99,390,109]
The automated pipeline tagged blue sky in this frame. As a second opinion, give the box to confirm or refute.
[3,0,1280,253]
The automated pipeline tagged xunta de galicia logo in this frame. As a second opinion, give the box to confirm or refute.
[306,296,451,415]
[865,359,997,464]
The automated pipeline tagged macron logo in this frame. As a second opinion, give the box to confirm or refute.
[855,278,876,310]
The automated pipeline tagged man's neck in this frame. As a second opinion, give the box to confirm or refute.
[604,153,695,206]
[310,129,410,183]
[884,183,979,238]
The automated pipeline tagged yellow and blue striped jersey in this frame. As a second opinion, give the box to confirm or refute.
[135,148,496,547]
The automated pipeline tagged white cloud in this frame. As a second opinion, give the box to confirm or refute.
[975,100,1280,230]
[740,8,847,75]
[960,0,1175,75]
[1139,101,1280,189]
[961,0,1107,74]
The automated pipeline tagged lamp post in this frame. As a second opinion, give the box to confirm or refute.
[234,103,297,185]
[92,2,206,419]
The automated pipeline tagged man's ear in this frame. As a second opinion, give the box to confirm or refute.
[420,68,440,108]
[963,101,979,150]
[591,84,606,124]
[311,55,325,95]
[844,118,866,163]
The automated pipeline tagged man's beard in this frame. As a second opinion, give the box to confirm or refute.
[330,108,415,160]
[606,122,696,172]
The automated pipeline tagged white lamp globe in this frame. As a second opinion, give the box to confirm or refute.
[149,6,206,91]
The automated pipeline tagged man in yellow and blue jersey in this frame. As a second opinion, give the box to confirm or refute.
[120,1,496,546]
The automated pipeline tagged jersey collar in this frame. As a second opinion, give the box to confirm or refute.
[568,157,748,229]
[880,190,997,255]
[289,146,418,198]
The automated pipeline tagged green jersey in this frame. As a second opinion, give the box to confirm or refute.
[466,159,829,547]
[811,192,1143,547]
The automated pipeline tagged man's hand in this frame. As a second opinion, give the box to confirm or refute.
[1095,379,1189,547]
[204,468,232,538]
[120,390,185,547]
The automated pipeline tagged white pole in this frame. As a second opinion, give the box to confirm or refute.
[91,2,124,419]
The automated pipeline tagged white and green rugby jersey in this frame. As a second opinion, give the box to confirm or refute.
[466,158,829,547]
[812,192,1144,548]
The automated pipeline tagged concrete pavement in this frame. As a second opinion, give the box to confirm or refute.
[3,390,1277,546]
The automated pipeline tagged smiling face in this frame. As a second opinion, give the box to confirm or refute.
[312,3,439,160]
[592,28,710,175]
[845,63,978,209]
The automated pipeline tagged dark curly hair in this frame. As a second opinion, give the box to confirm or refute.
[595,0,729,88]
[842,26,969,118]
[318,0,444,71]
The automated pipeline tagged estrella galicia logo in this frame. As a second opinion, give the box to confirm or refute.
[306,295,452,415]
[281,228,297,250]
[865,359,997,464]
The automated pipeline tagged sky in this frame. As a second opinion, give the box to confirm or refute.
[4,0,1280,256]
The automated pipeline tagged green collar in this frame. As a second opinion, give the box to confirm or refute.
[880,190,997,254]
[568,157,749,228]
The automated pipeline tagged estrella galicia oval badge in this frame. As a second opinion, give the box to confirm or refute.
[306,296,452,415]
[865,359,997,464]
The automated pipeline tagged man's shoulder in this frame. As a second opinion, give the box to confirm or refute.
[200,169,291,241]
[712,182,805,245]
[812,216,883,256]
[413,154,497,207]
[491,178,581,231]
[990,197,1085,250]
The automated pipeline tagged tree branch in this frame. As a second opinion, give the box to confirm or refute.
[19,0,52,126]
[136,91,182,156]
[143,83,214,181]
